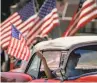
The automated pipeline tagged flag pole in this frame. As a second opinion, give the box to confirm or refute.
[33,0,37,13]
[35,0,39,12]
[62,2,68,19]
[60,1,68,36]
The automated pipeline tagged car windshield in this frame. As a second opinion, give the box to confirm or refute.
[76,49,97,69]
[41,51,63,70]
[26,51,68,78]
[65,45,97,78]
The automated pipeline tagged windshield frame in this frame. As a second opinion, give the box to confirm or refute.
[25,50,68,78]
[64,44,97,79]
[25,53,41,78]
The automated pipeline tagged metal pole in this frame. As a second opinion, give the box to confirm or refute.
[62,2,68,20]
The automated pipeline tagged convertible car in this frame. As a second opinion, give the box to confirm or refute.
[1,36,97,82]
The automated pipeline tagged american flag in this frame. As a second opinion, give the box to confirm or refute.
[63,0,97,36]
[27,0,59,47]
[62,0,85,37]
[1,0,35,49]
[7,25,30,61]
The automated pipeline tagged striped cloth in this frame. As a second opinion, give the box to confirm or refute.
[63,0,97,36]
[27,0,59,47]
[1,0,35,49]
[7,25,30,61]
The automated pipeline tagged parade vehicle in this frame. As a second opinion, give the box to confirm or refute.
[1,36,97,82]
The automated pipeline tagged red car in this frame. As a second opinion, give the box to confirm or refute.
[1,36,97,82]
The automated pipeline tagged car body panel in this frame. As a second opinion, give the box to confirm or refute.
[1,72,32,82]
[1,72,97,82]
[74,74,97,82]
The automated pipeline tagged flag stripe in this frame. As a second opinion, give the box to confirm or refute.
[27,20,41,46]
[27,28,41,46]
[80,2,96,17]
[1,20,21,46]
[1,15,36,48]
[62,0,97,36]
[82,0,95,7]
[1,13,18,26]
[18,14,37,36]
[40,12,59,35]
[63,15,79,36]
[77,9,97,28]
[27,11,57,39]
[16,37,24,59]
[27,17,40,39]
[1,15,21,30]
[1,20,22,35]
[27,10,59,46]
[7,38,14,55]
[1,0,35,49]
[39,9,58,31]
[41,18,59,35]
[80,7,97,21]
[1,18,22,48]
[14,38,21,58]
[11,39,17,56]
[27,17,59,46]
[1,38,10,48]
[1,14,37,47]
[1,20,22,34]
[27,0,59,47]
[8,26,30,61]
[68,0,97,36]
[69,14,97,36]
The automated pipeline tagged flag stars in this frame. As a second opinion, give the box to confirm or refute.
[8,25,30,61]
[12,25,20,39]
[18,1,35,21]
[39,0,56,19]
[27,0,59,46]
[1,0,35,49]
